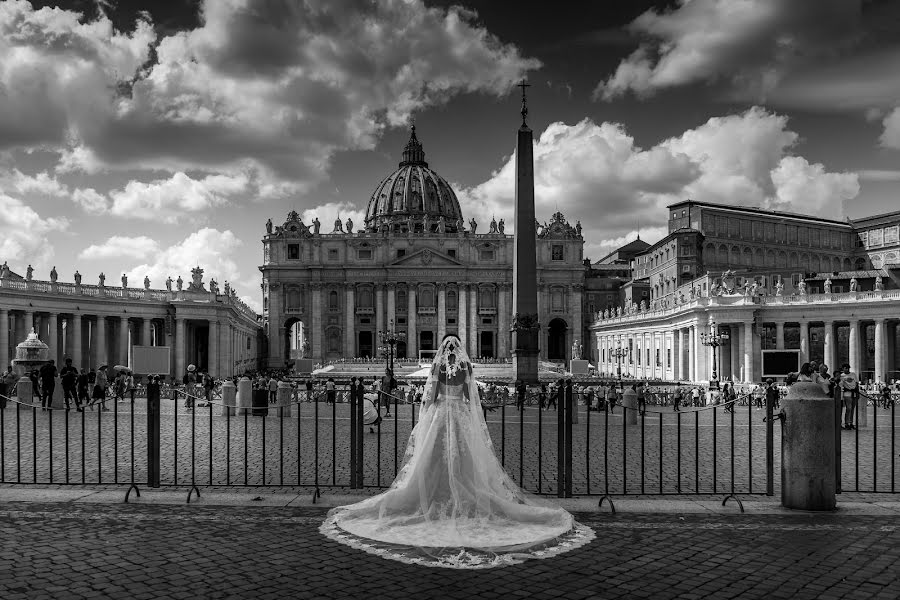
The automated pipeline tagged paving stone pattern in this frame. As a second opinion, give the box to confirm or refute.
[1,399,898,495]
[0,502,898,599]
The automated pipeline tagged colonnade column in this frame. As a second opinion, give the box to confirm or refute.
[875,319,885,384]
[310,283,322,360]
[799,320,809,364]
[407,287,417,358]
[208,320,218,377]
[119,316,129,367]
[743,321,754,383]
[48,313,58,365]
[469,285,478,358]
[457,285,467,350]
[775,322,785,350]
[345,284,355,358]
[572,284,583,362]
[72,314,83,370]
[730,327,741,382]
[142,318,151,348]
[174,316,185,377]
[25,311,34,335]
[497,284,509,359]
[375,284,385,341]
[849,319,860,375]
[688,326,696,382]
[823,320,834,371]
[672,327,683,381]
[95,316,107,368]
[0,309,8,370]
[437,284,447,343]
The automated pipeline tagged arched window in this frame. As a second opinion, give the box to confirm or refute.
[419,286,434,308]
[789,252,798,268]
[810,255,820,273]
[777,251,787,268]
[766,249,775,267]
[743,247,752,267]
[481,287,495,308]
[855,257,867,270]
[800,253,810,270]
[397,289,407,308]
[754,248,764,267]
[718,244,728,265]
[447,290,457,310]
[731,246,741,265]
[705,243,717,263]
[843,258,851,271]
[328,290,338,309]
[358,288,373,308]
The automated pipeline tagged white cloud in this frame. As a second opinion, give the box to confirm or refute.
[239,294,262,315]
[106,172,250,222]
[79,236,160,260]
[880,107,900,149]
[8,169,68,197]
[123,228,245,295]
[0,192,68,269]
[72,187,109,213]
[595,0,860,101]
[300,201,366,233]
[1,0,538,195]
[460,108,859,258]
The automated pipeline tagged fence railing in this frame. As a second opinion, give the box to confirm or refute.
[1,382,898,505]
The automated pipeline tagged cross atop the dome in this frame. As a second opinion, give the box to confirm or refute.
[518,80,531,127]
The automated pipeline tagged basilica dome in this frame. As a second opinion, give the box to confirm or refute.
[364,127,463,232]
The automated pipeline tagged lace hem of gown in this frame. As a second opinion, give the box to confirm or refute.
[320,510,595,570]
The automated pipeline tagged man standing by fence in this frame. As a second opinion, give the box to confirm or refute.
[839,363,859,430]
[59,358,80,411]
[39,359,57,411]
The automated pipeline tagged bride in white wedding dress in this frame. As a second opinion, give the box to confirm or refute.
[320,336,594,569]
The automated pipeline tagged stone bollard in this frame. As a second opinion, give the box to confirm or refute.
[781,381,836,510]
[16,376,32,404]
[622,388,638,425]
[236,377,252,416]
[220,380,236,416]
[276,381,292,417]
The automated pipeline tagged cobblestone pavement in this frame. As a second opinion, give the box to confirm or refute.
[1,501,899,599]
[1,400,897,495]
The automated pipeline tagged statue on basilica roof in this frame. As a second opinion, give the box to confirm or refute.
[144,275,150,290]
[188,266,206,292]
[266,218,273,234]
[489,216,498,233]
[498,218,505,234]
[469,217,477,234]
[346,217,354,234]
[74,270,81,285]
[176,275,183,291]
[313,217,321,234]
[334,216,343,233]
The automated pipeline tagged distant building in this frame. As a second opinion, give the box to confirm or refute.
[591,199,900,384]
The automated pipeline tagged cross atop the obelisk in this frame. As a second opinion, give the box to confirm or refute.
[518,80,531,128]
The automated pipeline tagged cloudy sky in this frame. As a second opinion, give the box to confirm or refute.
[2,0,899,311]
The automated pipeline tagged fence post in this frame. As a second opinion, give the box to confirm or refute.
[349,388,358,489]
[557,385,565,498]
[565,384,573,498]
[146,381,161,488]
[766,388,774,496]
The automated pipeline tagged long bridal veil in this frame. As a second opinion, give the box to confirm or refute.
[320,336,594,569]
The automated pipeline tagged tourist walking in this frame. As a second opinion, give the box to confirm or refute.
[39,359,57,411]
[268,376,279,404]
[59,358,80,411]
[325,377,336,405]
[93,365,109,411]
[673,384,682,411]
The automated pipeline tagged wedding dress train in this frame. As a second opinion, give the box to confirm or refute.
[320,336,594,569]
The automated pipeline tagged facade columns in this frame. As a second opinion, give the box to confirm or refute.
[457,285,467,350]
[24,311,34,335]
[730,327,741,382]
[407,286,417,357]
[310,284,322,360]
[572,284,583,363]
[345,284,355,357]
[875,319,885,384]
[386,284,396,330]
[497,284,509,359]
[799,321,810,364]
[0,309,8,370]
[47,313,58,365]
[469,285,478,357]
[775,322,785,350]
[141,318,151,347]
[437,284,447,343]
[673,329,681,380]
[688,326,696,382]
[743,321,754,383]
[823,320,834,371]
[119,316,129,366]
[175,316,185,377]
[208,320,219,377]
[849,319,860,375]
[72,314,83,370]
[375,284,385,342]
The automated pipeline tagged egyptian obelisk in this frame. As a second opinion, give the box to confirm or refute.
[511,81,539,383]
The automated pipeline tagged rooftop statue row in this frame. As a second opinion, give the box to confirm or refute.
[264,210,582,239]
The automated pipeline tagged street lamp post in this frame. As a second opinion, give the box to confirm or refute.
[610,343,628,392]
[378,319,406,373]
[700,321,730,390]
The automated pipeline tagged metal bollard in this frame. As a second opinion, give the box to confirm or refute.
[220,380,236,416]
[781,382,836,510]
[276,381,292,417]
[146,381,161,488]
[622,388,638,425]
[236,377,252,416]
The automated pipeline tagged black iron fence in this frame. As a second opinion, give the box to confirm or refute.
[1,382,898,505]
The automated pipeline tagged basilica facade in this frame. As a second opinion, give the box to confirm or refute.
[260,128,587,368]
